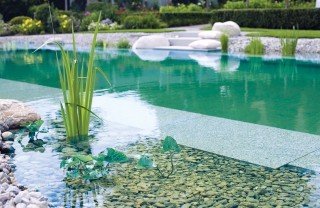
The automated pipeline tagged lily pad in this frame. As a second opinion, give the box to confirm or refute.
[137,155,153,169]
[162,136,181,153]
[105,148,128,163]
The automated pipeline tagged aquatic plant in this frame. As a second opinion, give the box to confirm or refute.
[18,120,48,152]
[55,13,109,140]
[60,148,128,181]
[117,39,131,49]
[245,38,265,55]
[137,136,181,179]
[281,28,298,57]
[220,33,229,53]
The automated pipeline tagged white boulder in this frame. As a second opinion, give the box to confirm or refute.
[189,39,221,49]
[133,49,169,61]
[198,31,223,39]
[0,99,41,131]
[212,21,241,37]
[132,36,170,50]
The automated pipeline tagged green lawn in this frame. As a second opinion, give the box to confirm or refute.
[201,26,320,38]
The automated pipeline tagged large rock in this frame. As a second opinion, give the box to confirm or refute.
[198,31,222,39]
[212,21,241,37]
[0,100,40,131]
[189,39,221,49]
[132,35,170,50]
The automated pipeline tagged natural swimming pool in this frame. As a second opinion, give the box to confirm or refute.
[1,47,320,207]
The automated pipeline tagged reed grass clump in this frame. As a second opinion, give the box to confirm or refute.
[245,38,265,55]
[117,39,131,49]
[281,29,298,57]
[55,14,108,140]
[220,33,229,53]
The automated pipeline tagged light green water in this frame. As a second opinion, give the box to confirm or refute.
[1,49,320,135]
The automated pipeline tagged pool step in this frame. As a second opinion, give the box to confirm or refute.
[168,37,201,46]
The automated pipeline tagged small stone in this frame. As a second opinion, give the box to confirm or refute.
[29,192,42,199]
[16,203,27,208]
[1,131,14,141]
[26,204,41,208]
[154,202,166,207]
[6,185,20,195]
[0,192,10,204]
[181,204,191,208]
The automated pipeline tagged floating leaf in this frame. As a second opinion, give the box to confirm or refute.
[105,148,128,163]
[74,154,94,163]
[137,155,153,169]
[162,136,181,153]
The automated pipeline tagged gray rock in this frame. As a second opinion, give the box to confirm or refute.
[0,192,10,204]
[6,185,20,195]
[0,99,41,131]
[16,203,27,208]
[1,131,14,141]
[26,204,41,208]
[1,182,9,190]
[1,143,15,154]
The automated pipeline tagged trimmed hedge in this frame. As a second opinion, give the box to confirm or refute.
[159,9,320,29]
[210,9,320,29]
[159,12,211,27]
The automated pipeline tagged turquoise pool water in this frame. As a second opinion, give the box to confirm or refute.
[1,49,320,135]
[2,48,320,207]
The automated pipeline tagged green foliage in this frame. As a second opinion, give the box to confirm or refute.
[105,148,128,163]
[85,2,117,20]
[9,16,32,25]
[18,120,48,153]
[245,38,265,55]
[117,39,131,49]
[80,11,100,31]
[223,0,284,9]
[137,155,153,169]
[162,136,181,153]
[123,15,162,29]
[210,9,320,29]
[30,3,60,33]
[57,14,73,33]
[160,3,204,12]
[55,13,108,139]
[220,33,229,53]
[60,148,128,180]
[137,136,181,178]
[20,18,42,35]
[159,12,211,27]
[281,29,298,57]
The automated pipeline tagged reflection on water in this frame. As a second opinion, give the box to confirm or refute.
[1,49,320,135]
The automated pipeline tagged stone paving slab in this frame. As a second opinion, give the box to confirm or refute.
[289,150,320,172]
[155,106,320,170]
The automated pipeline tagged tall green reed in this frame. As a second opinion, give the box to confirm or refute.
[220,33,229,53]
[281,28,298,57]
[245,38,265,55]
[54,14,107,140]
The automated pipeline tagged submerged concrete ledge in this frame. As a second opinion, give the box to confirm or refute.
[155,106,320,171]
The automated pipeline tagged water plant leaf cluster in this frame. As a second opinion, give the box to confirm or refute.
[18,120,48,152]
[60,147,128,181]
[137,136,181,178]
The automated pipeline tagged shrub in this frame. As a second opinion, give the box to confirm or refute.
[9,16,32,25]
[210,9,320,29]
[21,19,42,35]
[117,39,131,49]
[160,4,203,12]
[220,33,229,53]
[123,15,161,29]
[58,14,73,33]
[223,0,284,9]
[80,11,100,31]
[159,12,211,27]
[85,2,117,20]
[30,3,60,33]
[281,29,298,56]
[245,38,265,55]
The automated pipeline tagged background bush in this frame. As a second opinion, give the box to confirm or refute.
[159,12,211,27]
[85,2,118,20]
[210,9,320,29]
[123,14,162,29]
[160,3,204,12]
[223,0,284,9]
[9,16,32,25]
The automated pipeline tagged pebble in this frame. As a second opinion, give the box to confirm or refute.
[1,131,14,141]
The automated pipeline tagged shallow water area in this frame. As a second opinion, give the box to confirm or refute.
[2,47,320,207]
